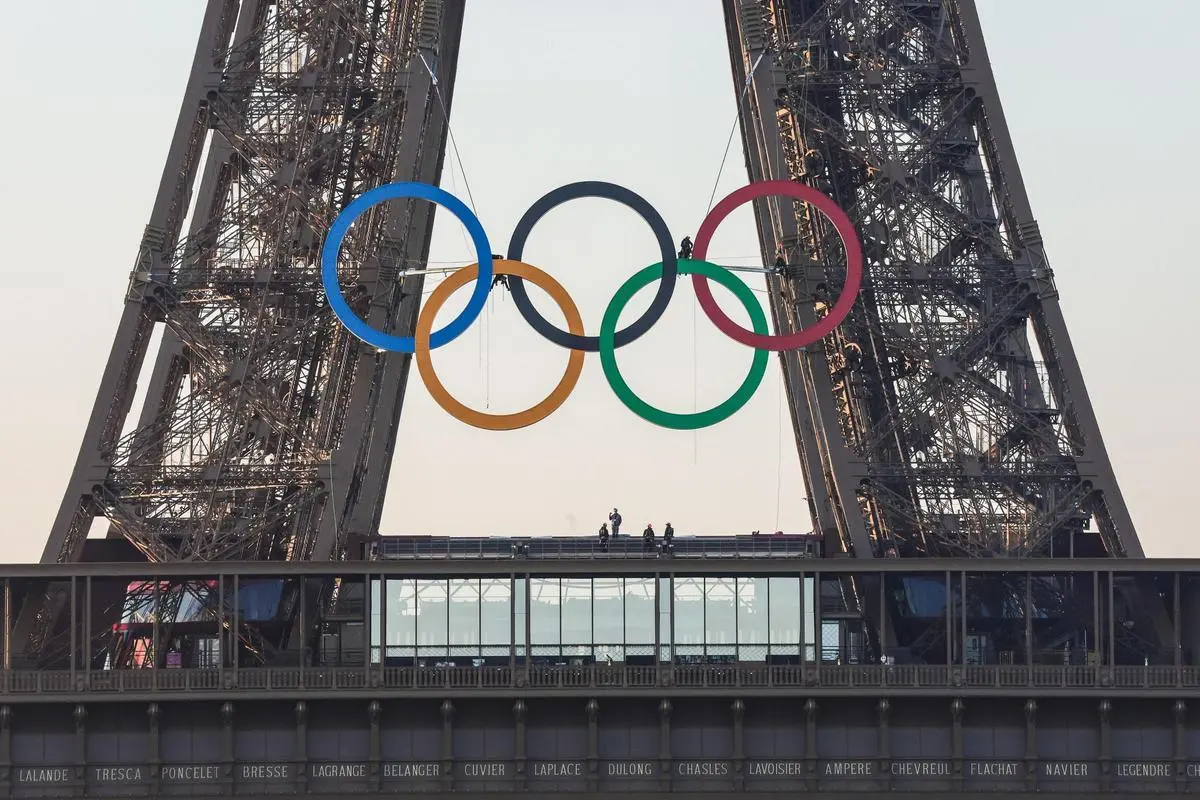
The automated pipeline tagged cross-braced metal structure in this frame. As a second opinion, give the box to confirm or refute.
[24,0,1149,667]
[44,0,463,567]
[725,0,1141,561]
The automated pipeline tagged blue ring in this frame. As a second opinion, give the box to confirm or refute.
[320,182,493,353]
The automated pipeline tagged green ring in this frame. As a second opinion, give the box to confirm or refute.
[598,258,769,430]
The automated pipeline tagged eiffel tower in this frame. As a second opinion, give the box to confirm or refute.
[24,0,1153,665]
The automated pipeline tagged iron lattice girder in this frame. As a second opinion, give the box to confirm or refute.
[45,0,459,567]
[729,0,1138,559]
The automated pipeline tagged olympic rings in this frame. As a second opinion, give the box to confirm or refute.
[322,182,493,353]
[322,179,862,431]
[691,180,864,351]
[415,260,585,431]
[600,260,769,430]
[506,181,678,352]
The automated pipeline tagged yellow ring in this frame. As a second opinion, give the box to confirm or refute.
[414,260,586,431]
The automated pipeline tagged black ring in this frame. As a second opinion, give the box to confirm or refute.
[506,181,679,352]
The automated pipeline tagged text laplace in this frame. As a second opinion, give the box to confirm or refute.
[531,762,583,777]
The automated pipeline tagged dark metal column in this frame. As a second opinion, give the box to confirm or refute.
[0,707,9,797]
[804,698,816,792]
[586,699,599,793]
[148,703,161,797]
[294,701,307,794]
[951,699,964,793]
[732,699,745,792]
[1024,700,1037,792]
[877,698,890,787]
[513,699,526,792]
[658,699,672,793]
[73,705,86,790]
[220,702,234,791]
[368,701,381,793]
[1174,700,1187,793]
[440,700,453,792]
[1098,699,1111,792]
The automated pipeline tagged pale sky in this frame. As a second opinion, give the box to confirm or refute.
[0,1,1196,562]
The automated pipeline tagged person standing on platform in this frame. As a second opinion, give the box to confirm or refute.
[643,523,656,551]
[609,508,622,537]
[663,522,674,545]
[598,523,610,552]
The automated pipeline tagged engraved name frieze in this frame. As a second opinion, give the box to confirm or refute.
[91,766,144,783]
[382,761,440,778]
[1040,761,1090,778]
[457,761,508,778]
[746,760,804,777]
[966,760,1022,778]
[15,768,71,784]
[309,762,367,779]
[161,764,221,782]
[238,763,295,780]
[674,760,730,777]
[604,761,658,778]
[822,760,874,777]
[530,761,584,777]
[890,760,952,777]
[1115,762,1172,779]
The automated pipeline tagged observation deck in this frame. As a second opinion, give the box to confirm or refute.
[3,552,1200,797]
[368,533,823,561]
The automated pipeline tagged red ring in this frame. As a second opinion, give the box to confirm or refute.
[691,180,864,351]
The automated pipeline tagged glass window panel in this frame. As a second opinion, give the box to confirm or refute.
[593,578,623,644]
[530,578,560,646]
[659,577,672,662]
[738,577,769,646]
[705,577,737,650]
[674,578,704,646]
[480,578,512,646]
[768,577,800,648]
[386,578,417,649]
[561,578,592,646]
[821,620,840,662]
[370,579,381,664]
[514,578,527,648]
[448,579,480,647]
[624,578,655,645]
[416,579,448,648]
[804,576,817,660]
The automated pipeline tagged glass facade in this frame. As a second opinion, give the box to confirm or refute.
[369,575,819,666]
